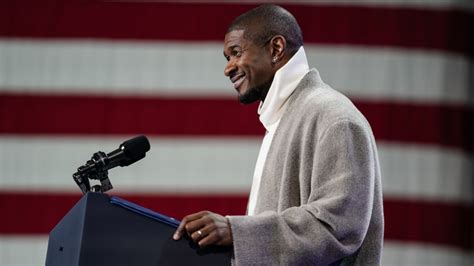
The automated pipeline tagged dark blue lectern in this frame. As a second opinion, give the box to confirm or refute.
[45,192,230,265]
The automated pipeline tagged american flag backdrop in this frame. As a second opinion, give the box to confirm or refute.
[0,0,473,265]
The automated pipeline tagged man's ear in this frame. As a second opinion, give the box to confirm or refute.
[269,35,286,64]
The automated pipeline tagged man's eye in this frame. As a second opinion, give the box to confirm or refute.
[233,50,243,57]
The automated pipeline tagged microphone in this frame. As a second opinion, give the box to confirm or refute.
[73,135,151,193]
[97,135,151,170]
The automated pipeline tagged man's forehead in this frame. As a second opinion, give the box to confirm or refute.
[224,30,246,48]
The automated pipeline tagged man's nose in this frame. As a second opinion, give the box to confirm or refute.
[224,59,236,77]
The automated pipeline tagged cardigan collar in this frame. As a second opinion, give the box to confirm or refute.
[258,46,310,131]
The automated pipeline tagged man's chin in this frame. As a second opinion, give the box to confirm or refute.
[237,87,262,104]
[238,95,257,105]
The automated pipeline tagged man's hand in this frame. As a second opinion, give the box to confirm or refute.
[173,211,233,247]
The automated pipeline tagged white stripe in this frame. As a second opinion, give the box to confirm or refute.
[380,142,473,203]
[382,241,474,265]
[0,40,471,104]
[310,46,471,105]
[0,136,257,193]
[0,236,48,266]
[1,236,472,266]
[0,136,471,202]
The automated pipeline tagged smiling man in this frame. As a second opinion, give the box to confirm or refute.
[173,4,384,265]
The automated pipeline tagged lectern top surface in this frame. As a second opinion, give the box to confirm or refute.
[110,196,180,228]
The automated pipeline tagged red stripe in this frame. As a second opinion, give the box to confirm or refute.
[384,198,473,251]
[0,93,264,135]
[354,100,473,153]
[0,93,472,152]
[0,192,471,250]
[0,2,472,56]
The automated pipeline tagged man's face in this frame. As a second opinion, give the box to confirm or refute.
[223,30,274,104]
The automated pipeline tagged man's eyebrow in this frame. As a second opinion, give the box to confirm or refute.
[226,44,241,51]
[223,44,240,57]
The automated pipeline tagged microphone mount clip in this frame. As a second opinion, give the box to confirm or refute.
[73,151,114,194]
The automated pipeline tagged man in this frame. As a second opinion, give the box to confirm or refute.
[173,4,384,265]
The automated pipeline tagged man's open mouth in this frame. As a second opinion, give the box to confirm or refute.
[231,73,246,89]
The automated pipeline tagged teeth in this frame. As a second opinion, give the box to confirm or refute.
[233,75,245,89]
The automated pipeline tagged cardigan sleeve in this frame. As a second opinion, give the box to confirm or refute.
[227,119,376,265]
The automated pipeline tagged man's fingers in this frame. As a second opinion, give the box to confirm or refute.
[191,228,207,243]
[197,221,231,247]
[198,231,218,248]
[173,211,209,240]
[186,218,206,232]
[173,219,187,240]
[173,215,197,240]
[191,223,214,243]
[173,211,232,247]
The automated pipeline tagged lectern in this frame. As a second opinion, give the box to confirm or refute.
[46,192,231,265]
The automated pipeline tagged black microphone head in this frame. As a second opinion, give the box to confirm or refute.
[119,135,151,166]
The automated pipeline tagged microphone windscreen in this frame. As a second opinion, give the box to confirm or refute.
[120,135,151,166]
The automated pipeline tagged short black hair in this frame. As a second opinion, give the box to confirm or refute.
[227,4,303,56]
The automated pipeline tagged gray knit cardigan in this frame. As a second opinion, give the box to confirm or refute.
[228,69,384,265]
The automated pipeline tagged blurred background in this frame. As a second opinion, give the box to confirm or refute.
[0,0,472,265]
